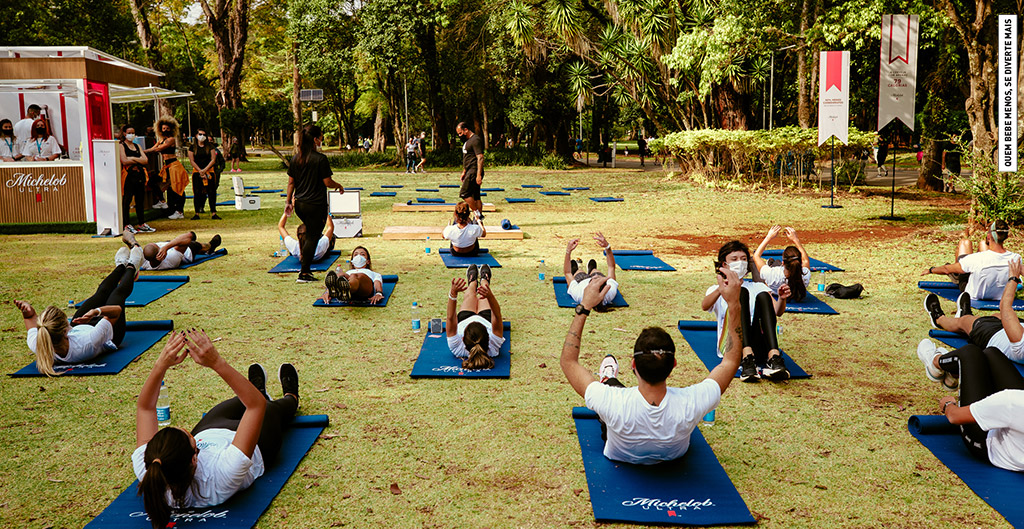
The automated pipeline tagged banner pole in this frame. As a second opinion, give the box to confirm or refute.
[881,134,904,220]
[822,136,842,208]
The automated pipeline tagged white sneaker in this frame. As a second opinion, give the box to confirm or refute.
[167,211,184,220]
[153,201,168,209]
[114,247,130,267]
[916,339,945,383]
[123,224,137,234]
[128,246,144,270]
[136,223,156,233]
[598,355,619,382]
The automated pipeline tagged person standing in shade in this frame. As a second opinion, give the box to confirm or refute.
[0,119,21,161]
[456,122,485,220]
[14,104,41,150]
[119,126,155,233]
[415,131,428,173]
[284,124,345,283]
[145,118,189,220]
[637,136,647,167]
[188,128,221,220]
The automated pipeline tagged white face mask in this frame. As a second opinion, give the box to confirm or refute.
[728,260,748,278]
[351,254,367,268]
[125,133,136,141]
[197,134,206,141]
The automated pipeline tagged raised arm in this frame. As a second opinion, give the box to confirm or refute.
[160,232,195,256]
[707,266,743,394]
[701,285,721,312]
[476,283,503,337]
[446,278,467,337]
[595,232,615,281]
[324,213,335,239]
[14,300,37,331]
[753,225,782,271]
[560,276,611,398]
[136,332,189,447]
[784,227,810,268]
[563,238,579,277]
[1002,259,1024,343]
[277,211,290,239]
[475,211,486,238]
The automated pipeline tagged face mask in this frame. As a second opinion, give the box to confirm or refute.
[197,134,206,141]
[1,129,11,136]
[125,133,136,141]
[728,260,748,278]
[161,129,170,135]
[351,254,367,268]
[35,128,45,134]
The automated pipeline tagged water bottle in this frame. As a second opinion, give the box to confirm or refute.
[702,409,715,427]
[425,236,431,254]
[278,236,287,257]
[776,323,783,342]
[538,259,546,281]
[156,381,170,427]
[67,300,75,310]
[411,302,421,332]
[817,270,826,292]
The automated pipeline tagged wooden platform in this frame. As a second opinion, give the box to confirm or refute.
[382,226,523,240]
[392,202,497,212]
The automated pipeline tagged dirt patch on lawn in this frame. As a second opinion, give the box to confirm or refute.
[658,225,928,256]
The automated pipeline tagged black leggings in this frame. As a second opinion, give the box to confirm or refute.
[938,344,1024,463]
[192,173,219,213]
[739,288,780,363]
[191,395,298,466]
[122,171,146,225]
[293,201,328,275]
[167,189,186,214]
[73,264,135,345]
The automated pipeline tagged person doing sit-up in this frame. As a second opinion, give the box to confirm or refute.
[121,230,221,271]
[922,220,1019,304]
[321,246,385,304]
[277,210,336,262]
[560,266,745,464]
[134,329,299,529]
[563,232,619,310]
[13,245,144,375]
[446,264,504,371]
[702,240,790,382]
[442,201,486,256]
[752,225,810,302]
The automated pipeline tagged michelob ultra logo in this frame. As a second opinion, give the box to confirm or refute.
[5,172,69,189]
[621,497,715,511]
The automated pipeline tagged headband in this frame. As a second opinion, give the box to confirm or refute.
[633,349,675,357]
[991,222,1008,242]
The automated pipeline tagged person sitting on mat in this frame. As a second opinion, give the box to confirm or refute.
[277,210,336,262]
[702,240,790,382]
[320,246,385,305]
[752,225,810,302]
[559,266,745,465]
[446,264,504,370]
[442,201,486,256]
[922,220,1019,305]
[134,328,299,529]
[13,245,144,376]
[563,232,619,310]
[121,230,222,271]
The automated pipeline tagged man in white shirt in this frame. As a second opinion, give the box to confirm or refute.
[13,104,41,150]
[923,220,1019,303]
[122,230,221,270]
[560,266,744,464]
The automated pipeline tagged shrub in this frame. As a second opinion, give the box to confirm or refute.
[541,153,570,170]
[956,143,1024,225]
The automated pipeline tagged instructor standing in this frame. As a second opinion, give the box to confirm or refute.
[457,122,485,220]
[285,124,345,283]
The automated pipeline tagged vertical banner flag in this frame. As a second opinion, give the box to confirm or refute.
[999,15,1018,172]
[878,14,919,131]
[818,51,850,145]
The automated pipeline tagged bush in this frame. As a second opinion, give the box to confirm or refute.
[541,153,570,170]
[956,143,1024,225]
[487,146,547,166]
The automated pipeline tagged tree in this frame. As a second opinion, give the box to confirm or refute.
[198,0,250,112]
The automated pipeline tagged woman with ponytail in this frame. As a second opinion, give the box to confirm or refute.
[752,225,811,303]
[445,264,505,370]
[14,245,144,375]
[134,328,299,529]
[144,117,189,220]
[442,201,486,256]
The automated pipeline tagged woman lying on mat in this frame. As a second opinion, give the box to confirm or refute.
[442,201,486,256]
[563,232,619,310]
[446,264,504,370]
[321,246,385,304]
[752,225,810,302]
[702,240,790,382]
[277,209,336,262]
[134,329,299,529]
[13,246,144,376]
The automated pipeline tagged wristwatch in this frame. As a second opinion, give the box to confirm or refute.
[575,304,591,316]
[1011,276,1022,284]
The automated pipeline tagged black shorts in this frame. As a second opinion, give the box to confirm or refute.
[457,309,492,323]
[952,254,970,291]
[450,241,479,256]
[970,316,1004,348]
[459,174,481,201]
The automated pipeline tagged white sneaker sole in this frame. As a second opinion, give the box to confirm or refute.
[917,339,944,382]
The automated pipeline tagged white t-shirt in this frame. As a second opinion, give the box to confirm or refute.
[987,330,1024,363]
[567,277,620,306]
[132,428,265,508]
[141,243,193,270]
[759,264,811,295]
[970,389,1024,472]
[584,378,721,465]
[13,118,34,148]
[26,318,115,364]
[346,268,382,285]
[284,235,330,261]
[959,250,1022,300]
[446,315,504,359]
[705,281,773,357]
[0,137,19,159]
[21,136,61,159]
[442,224,483,248]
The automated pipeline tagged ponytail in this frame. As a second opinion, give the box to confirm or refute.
[137,428,196,529]
[34,306,69,376]
[139,459,173,529]
[454,202,471,225]
[461,322,493,370]
[293,124,322,169]
[782,246,807,302]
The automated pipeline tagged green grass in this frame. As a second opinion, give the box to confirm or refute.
[0,161,1008,528]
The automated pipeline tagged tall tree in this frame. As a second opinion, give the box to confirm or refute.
[198,0,250,112]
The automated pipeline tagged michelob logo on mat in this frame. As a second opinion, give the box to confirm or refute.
[621,497,715,515]
[0,165,86,223]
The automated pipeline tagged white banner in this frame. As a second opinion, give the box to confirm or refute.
[818,51,850,145]
[999,15,1018,172]
[878,14,919,131]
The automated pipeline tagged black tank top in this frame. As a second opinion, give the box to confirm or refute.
[122,141,146,176]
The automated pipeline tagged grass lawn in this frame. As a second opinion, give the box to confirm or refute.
[0,159,1010,528]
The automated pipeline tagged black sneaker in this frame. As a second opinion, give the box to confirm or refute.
[296,273,317,283]
[480,264,492,283]
[325,270,351,301]
[466,264,479,284]
[208,234,222,253]
[570,260,579,276]
[191,214,201,220]
[740,355,759,382]
[763,354,790,381]
[211,214,222,220]
[924,293,944,329]
[955,291,973,318]
[587,259,598,275]
[248,363,270,400]
[279,363,299,400]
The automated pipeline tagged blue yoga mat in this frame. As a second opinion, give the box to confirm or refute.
[563,186,590,191]
[521,184,543,188]
[591,197,624,202]
[760,249,844,272]
[919,281,1024,311]
[215,200,234,206]
[609,250,676,271]
[505,198,535,203]
[244,185,259,189]
[416,197,446,203]
[9,320,173,377]
[381,184,404,188]
[410,321,511,378]
[313,275,398,307]
[251,189,283,194]
[438,248,502,268]
[345,187,364,190]
[76,276,188,308]
[552,276,627,308]
[573,407,755,526]
[267,250,341,274]
[677,320,810,378]
[909,415,1024,529]
[481,187,504,192]
[439,184,460,188]
[782,291,838,314]
[371,192,397,197]
[540,191,570,196]
[927,330,1024,377]
[416,188,439,192]
[84,414,328,529]
[176,249,228,269]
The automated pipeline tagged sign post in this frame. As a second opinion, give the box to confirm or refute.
[877,14,919,221]
[999,15,1018,173]
[818,50,850,209]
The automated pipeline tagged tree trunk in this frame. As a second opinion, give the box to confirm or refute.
[939,0,997,158]
[795,0,818,128]
[713,81,751,130]
[480,97,489,149]
[415,21,451,151]
[917,139,944,190]
[291,41,302,146]
[127,0,173,117]
[371,106,385,153]
[199,0,250,160]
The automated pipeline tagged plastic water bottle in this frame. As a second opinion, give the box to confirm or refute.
[776,323,783,342]
[411,302,421,332]
[817,271,826,292]
[538,259,546,281]
[156,381,171,427]
[425,236,431,254]
[67,300,75,310]
[702,409,715,427]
